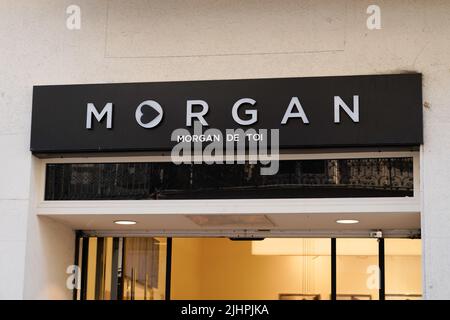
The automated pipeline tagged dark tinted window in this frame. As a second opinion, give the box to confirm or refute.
[45,158,414,200]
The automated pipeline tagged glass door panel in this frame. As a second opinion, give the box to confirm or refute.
[80,237,120,300]
[385,239,422,300]
[336,238,379,300]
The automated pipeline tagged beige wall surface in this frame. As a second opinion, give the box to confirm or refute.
[171,238,203,299]
[0,0,448,298]
[171,238,421,300]
[172,238,332,300]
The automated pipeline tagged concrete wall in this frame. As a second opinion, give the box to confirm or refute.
[0,0,449,299]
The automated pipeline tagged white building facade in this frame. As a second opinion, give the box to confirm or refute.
[0,0,449,300]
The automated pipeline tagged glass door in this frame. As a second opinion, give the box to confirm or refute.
[78,237,122,300]
[336,238,380,300]
[77,236,167,300]
[75,236,421,300]
[122,237,167,300]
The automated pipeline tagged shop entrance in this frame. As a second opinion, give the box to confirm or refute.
[74,236,422,300]
[41,153,421,300]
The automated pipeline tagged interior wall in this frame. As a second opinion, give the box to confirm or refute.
[199,238,331,300]
[386,256,422,296]
[337,256,379,298]
[86,238,98,300]
[171,238,203,299]
[171,238,422,300]
[2,0,449,299]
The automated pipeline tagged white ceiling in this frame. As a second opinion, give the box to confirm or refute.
[43,211,420,236]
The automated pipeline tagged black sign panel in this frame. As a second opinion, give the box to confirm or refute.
[30,74,422,153]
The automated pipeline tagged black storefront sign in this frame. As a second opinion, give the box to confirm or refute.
[30,74,423,154]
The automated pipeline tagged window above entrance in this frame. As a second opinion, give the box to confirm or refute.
[44,157,413,201]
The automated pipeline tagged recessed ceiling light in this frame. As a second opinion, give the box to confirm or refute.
[114,220,137,225]
[336,219,359,224]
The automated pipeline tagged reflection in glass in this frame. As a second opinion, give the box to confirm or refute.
[78,237,166,300]
[45,158,414,200]
[82,237,115,300]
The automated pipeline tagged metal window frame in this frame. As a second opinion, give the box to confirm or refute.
[79,237,89,300]
[165,238,172,301]
[330,237,387,300]
[379,238,386,300]
[331,238,336,300]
